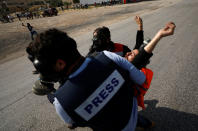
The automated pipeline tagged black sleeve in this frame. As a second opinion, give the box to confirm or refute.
[123,45,131,56]
[133,30,144,50]
[132,47,153,69]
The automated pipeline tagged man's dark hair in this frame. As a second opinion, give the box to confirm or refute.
[26,28,80,67]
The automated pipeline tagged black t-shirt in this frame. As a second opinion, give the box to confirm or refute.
[132,47,153,69]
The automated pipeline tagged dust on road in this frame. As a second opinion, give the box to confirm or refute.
[0,0,179,64]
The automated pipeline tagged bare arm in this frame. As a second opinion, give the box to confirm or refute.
[144,22,176,53]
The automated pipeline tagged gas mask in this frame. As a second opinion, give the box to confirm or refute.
[92,34,111,52]
[31,57,69,95]
[33,58,61,83]
[33,76,56,96]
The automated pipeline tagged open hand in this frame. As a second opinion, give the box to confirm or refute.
[134,16,143,26]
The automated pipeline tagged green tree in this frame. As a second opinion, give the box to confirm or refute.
[47,0,63,7]
[73,0,80,4]
[63,2,71,9]
[0,2,9,18]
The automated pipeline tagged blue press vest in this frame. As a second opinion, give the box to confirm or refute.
[55,52,134,131]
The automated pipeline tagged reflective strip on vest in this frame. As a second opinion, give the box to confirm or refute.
[75,70,125,121]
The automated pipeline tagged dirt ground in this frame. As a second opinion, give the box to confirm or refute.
[0,0,178,64]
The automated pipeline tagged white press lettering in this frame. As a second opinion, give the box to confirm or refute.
[75,70,125,121]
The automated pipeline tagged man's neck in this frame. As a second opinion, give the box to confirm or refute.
[66,56,85,76]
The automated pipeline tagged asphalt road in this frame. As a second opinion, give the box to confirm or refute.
[0,0,198,131]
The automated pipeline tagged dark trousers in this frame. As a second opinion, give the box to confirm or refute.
[30,31,37,40]
[137,114,152,128]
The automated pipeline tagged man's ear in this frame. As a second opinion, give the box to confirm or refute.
[55,59,66,71]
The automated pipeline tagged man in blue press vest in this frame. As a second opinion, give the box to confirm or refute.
[26,26,175,130]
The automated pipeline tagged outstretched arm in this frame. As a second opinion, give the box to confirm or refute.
[126,22,176,69]
[144,22,176,53]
